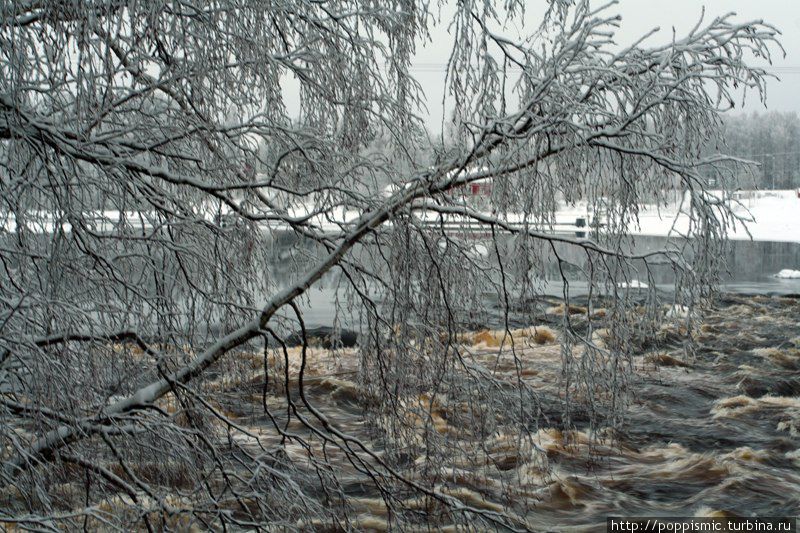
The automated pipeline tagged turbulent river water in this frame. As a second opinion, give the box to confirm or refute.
[32,230,793,529]
[207,234,800,530]
[206,291,800,531]
[4,232,800,529]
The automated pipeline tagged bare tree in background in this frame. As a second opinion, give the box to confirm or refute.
[0,1,781,530]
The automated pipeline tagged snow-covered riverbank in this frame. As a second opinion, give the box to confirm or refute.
[622,189,800,243]
[2,190,799,244]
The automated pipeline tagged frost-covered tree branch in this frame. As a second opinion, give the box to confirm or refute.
[0,0,782,529]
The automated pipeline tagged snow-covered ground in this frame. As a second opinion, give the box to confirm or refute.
[414,189,800,244]
[2,190,797,281]
[622,190,800,244]
[2,190,798,244]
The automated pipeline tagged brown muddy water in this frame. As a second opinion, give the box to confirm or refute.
[198,293,800,531]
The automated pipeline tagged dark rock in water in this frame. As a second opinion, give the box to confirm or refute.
[285,326,359,348]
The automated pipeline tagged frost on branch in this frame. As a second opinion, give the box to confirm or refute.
[0,0,781,529]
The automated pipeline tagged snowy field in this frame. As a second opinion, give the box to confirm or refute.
[415,189,800,244]
[620,189,800,244]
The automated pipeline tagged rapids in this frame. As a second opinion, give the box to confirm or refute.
[201,293,800,530]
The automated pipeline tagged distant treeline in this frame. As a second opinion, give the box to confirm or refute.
[721,111,800,190]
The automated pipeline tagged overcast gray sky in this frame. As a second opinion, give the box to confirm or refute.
[277,1,799,133]
[409,0,800,132]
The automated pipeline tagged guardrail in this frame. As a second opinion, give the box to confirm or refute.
[412,216,603,238]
